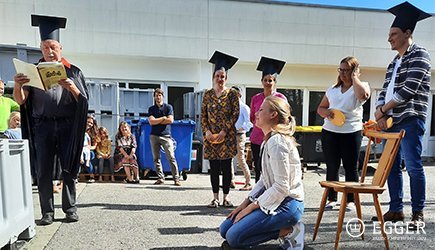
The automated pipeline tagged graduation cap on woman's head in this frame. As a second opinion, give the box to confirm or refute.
[31,14,67,42]
[256,56,286,78]
[209,51,238,73]
[388,1,431,33]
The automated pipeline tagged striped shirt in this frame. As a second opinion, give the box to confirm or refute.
[376,43,431,124]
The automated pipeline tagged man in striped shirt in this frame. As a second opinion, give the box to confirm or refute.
[374,2,431,230]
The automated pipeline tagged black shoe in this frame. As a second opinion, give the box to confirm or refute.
[65,212,79,223]
[39,213,54,226]
[408,211,424,231]
[221,240,231,250]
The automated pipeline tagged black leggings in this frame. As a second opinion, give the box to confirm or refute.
[250,143,262,183]
[209,159,232,195]
[321,129,362,202]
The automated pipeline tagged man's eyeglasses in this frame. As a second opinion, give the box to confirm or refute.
[263,79,274,83]
[337,68,352,73]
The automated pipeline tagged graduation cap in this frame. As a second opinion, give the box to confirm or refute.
[31,14,67,42]
[208,51,238,73]
[388,1,431,33]
[256,56,286,78]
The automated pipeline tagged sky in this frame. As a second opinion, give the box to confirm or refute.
[272,0,435,13]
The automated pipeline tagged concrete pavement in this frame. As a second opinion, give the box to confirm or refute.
[19,163,435,249]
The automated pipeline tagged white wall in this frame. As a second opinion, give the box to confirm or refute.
[1,0,434,91]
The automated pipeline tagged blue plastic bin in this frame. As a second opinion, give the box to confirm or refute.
[130,118,196,180]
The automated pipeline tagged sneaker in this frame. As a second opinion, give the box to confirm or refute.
[174,180,181,186]
[408,211,424,231]
[65,212,79,223]
[325,201,336,210]
[279,222,305,250]
[87,178,95,183]
[372,210,405,222]
[154,179,164,185]
[239,183,252,191]
[39,213,54,226]
[207,199,219,208]
[346,202,355,212]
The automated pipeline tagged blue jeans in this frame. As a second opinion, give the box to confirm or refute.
[386,116,426,212]
[219,197,304,249]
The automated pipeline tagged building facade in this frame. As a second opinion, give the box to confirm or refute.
[0,0,434,156]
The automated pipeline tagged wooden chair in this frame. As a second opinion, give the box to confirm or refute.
[312,129,405,250]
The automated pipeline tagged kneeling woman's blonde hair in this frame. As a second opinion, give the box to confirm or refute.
[263,96,296,141]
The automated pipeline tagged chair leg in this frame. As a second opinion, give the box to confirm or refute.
[313,187,329,241]
[354,193,364,240]
[373,194,389,250]
[335,192,348,250]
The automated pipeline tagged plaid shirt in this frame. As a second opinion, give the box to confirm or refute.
[376,43,431,124]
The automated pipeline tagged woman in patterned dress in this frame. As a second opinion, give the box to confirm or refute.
[201,51,240,208]
[114,121,139,183]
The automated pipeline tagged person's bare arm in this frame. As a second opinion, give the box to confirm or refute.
[351,67,370,102]
[148,115,165,125]
[317,95,332,119]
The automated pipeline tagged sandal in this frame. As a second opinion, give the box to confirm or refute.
[223,200,234,208]
[207,199,219,208]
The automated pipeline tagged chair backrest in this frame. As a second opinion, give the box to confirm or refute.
[359,130,405,187]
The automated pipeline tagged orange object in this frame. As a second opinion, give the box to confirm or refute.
[363,118,393,143]
[209,134,224,144]
[329,109,345,127]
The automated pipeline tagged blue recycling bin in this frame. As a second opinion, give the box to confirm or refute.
[130,118,196,180]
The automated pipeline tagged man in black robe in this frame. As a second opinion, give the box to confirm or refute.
[13,14,88,225]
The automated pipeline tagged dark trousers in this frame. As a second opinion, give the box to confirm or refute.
[251,143,261,183]
[209,159,232,195]
[321,129,362,202]
[34,118,77,216]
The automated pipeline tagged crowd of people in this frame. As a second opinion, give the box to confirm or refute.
[1,1,431,249]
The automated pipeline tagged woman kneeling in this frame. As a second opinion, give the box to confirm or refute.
[219,96,305,249]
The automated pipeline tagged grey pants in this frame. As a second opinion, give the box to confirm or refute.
[150,134,180,181]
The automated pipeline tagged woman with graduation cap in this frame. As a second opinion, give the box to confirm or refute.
[201,51,240,208]
[250,57,288,182]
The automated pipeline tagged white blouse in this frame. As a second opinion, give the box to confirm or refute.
[322,84,368,133]
[248,133,304,215]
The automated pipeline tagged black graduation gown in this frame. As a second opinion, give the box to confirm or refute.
[21,58,89,176]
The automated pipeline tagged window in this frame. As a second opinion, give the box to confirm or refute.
[168,86,194,120]
[277,89,303,126]
[246,88,263,108]
[129,83,160,90]
[309,91,325,126]
[362,96,371,122]
[432,94,435,136]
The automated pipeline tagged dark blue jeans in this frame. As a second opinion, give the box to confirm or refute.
[386,116,426,212]
[219,198,304,248]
